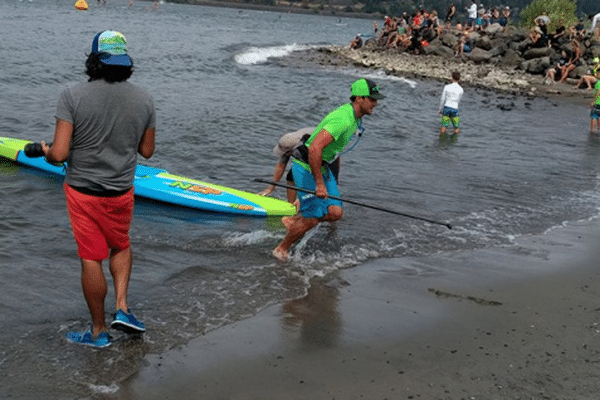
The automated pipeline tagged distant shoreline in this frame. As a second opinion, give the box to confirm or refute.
[278,45,594,107]
[168,0,380,19]
[165,1,593,106]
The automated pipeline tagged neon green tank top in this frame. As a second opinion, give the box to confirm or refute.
[595,80,600,106]
[305,103,359,163]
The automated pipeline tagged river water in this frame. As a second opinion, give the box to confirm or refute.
[1,0,599,398]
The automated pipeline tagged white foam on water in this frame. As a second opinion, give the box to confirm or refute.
[222,230,280,246]
[234,44,313,65]
[89,383,119,395]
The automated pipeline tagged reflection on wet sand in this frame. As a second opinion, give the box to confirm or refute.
[281,277,344,349]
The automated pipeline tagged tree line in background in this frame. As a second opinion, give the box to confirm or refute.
[174,0,596,28]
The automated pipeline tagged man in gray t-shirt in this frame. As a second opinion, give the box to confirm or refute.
[43,30,155,348]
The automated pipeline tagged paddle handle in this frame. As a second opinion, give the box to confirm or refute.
[253,178,452,229]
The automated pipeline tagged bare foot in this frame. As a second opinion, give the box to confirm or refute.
[272,246,289,261]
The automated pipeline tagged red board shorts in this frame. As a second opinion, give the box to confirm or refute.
[64,183,134,261]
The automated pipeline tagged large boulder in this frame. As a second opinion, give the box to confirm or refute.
[485,23,503,35]
[584,44,600,59]
[504,27,528,43]
[522,46,553,60]
[475,34,492,50]
[467,47,493,63]
[561,40,584,55]
[500,48,523,67]
[572,65,590,79]
[489,42,508,57]
[516,38,533,53]
[440,32,459,48]
[422,43,454,57]
[520,56,550,74]
[467,31,481,43]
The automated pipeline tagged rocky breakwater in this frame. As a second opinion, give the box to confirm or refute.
[307,25,600,99]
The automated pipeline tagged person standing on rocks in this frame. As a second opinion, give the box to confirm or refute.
[466,0,477,28]
[445,3,456,28]
[589,12,600,38]
[439,71,463,136]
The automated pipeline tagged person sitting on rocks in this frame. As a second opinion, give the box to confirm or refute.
[421,10,441,41]
[572,19,585,41]
[350,35,363,50]
[548,25,567,50]
[499,6,510,28]
[576,57,600,90]
[378,18,396,46]
[385,18,401,47]
[455,26,473,58]
[390,28,412,51]
[560,39,582,82]
[546,43,581,84]
[475,8,484,30]
[529,19,548,49]
[397,13,409,35]
[408,31,423,55]
[413,9,427,32]
[481,8,492,30]
[545,51,569,84]
[534,13,550,30]
[432,10,444,38]
[490,7,500,25]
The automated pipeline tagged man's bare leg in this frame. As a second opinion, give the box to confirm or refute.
[80,258,108,336]
[273,215,319,261]
[274,206,343,261]
[109,246,132,313]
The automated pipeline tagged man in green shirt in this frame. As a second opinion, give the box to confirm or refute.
[590,70,600,134]
[273,78,384,261]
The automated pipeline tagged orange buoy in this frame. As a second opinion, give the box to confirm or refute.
[75,0,88,11]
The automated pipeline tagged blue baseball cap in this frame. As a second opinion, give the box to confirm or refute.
[91,30,132,67]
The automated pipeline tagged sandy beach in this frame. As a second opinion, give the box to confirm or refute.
[117,218,600,399]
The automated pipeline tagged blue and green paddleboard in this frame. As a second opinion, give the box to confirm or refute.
[0,136,296,217]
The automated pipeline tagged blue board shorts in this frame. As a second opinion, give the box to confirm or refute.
[292,161,342,219]
[441,106,460,128]
[591,106,600,120]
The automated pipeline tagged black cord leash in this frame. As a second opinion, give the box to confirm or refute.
[253,178,452,229]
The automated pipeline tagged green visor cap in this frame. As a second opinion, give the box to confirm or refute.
[351,78,385,99]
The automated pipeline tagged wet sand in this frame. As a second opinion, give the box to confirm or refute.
[118,218,600,399]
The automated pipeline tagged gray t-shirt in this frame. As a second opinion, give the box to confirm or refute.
[55,79,156,191]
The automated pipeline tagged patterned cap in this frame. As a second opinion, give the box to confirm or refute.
[91,31,132,66]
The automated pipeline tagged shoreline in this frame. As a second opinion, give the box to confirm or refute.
[168,1,595,106]
[296,45,596,107]
[119,218,600,399]
[176,1,595,106]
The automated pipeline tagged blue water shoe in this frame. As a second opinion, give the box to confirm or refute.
[66,330,111,348]
[111,309,146,333]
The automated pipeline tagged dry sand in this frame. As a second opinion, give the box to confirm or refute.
[117,218,600,400]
